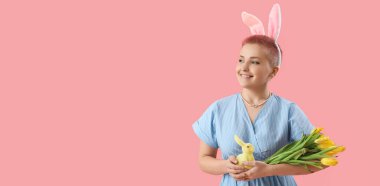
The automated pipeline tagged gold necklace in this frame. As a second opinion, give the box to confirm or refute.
[241,92,272,108]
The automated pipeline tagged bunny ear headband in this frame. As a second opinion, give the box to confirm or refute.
[241,3,282,67]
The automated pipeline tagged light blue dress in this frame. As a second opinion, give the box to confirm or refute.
[192,92,315,186]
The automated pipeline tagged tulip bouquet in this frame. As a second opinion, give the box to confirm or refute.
[264,128,345,172]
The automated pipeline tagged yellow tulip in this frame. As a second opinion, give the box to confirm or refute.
[326,146,346,156]
[311,127,323,134]
[321,158,338,166]
[317,140,335,149]
[314,135,330,144]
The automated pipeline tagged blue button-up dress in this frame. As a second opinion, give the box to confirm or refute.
[192,92,315,186]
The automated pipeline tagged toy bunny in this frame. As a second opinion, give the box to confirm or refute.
[234,135,255,169]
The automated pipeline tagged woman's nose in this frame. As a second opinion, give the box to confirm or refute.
[241,60,249,70]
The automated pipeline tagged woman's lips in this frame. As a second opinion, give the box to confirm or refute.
[241,74,253,78]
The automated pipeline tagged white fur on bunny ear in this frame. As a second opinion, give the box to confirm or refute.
[267,3,282,41]
[241,11,265,35]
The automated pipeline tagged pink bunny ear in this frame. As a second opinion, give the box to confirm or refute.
[267,3,282,41]
[241,11,265,35]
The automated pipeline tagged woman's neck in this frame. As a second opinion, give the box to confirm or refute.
[241,86,271,105]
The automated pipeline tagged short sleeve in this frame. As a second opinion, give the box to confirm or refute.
[288,103,315,142]
[192,101,219,149]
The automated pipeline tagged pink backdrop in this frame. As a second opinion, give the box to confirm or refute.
[1,0,379,185]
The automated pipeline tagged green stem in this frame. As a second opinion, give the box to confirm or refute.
[265,134,309,163]
[300,146,337,160]
[282,148,307,161]
[286,160,323,169]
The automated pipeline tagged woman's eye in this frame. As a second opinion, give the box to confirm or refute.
[239,59,243,63]
[252,61,260,64]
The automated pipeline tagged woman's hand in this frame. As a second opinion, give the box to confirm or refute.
[225,156,249,179]
[233,161,273,181]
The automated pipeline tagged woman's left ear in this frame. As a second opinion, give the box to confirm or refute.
[270,67,279,78]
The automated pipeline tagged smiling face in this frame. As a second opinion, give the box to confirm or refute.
[236,43,278,89]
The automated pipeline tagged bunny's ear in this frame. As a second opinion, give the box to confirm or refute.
[267,3,282,41]
[234,135,246,147]
[241,11,265,35]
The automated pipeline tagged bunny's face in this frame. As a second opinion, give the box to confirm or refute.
[234,135,255,154]
[242,143,254,154]
[236,43,278,89]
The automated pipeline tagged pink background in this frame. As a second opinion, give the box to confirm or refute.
[1,0,379,185]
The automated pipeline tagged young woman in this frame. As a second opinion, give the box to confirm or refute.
[192,34,327,186]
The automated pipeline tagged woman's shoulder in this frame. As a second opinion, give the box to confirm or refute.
[271,93,306,111]
[201,93,240,112]
[213,92,240,106]
[209,92,303,111]
[212,92,297,106]
[272,93,294,105]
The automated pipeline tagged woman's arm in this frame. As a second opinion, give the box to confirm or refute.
[197,141,246,175]
[197,140,226,175]
[235,161,329,181]
[269,163,329,176]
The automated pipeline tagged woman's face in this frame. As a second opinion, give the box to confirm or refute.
[236,44,278,89]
